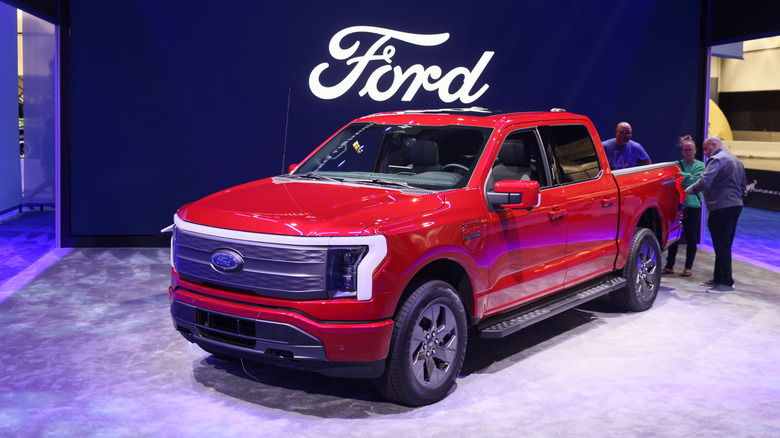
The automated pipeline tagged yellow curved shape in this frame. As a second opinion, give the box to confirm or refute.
[708,98,733,141]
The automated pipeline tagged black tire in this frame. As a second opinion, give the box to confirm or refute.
[610,227,661,312]
[374,280,468,406]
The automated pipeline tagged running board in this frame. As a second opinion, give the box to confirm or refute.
[478,276,626,339]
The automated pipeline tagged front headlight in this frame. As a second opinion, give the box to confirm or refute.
[327,247,368,298]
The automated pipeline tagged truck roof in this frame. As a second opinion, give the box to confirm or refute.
[354,107,587,128]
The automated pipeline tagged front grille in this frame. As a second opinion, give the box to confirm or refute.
[174,228,329,300]
[200,327,255,349]
[171,302,327,361]
[196,309,256,348]
[199,310,256,337]
[188,306,322,349]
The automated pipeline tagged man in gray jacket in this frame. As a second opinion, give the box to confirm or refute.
[685,136,747,293]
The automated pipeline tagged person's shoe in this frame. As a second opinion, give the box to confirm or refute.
[700,279,717,287]
[681,269,692,277]
[662,267,674,274]
[707,284,735,294]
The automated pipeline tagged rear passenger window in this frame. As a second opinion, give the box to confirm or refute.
[549,125,601,183]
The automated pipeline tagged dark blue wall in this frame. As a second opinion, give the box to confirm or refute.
[62,0,704,246]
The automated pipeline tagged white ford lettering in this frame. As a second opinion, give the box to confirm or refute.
[309,26,495,103]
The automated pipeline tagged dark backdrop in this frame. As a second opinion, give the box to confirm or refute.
[61,0,707,246]
[707,0,780,44]
[718,91,780,132]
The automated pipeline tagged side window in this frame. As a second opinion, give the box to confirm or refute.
[548,125,601,183]
[489,129,548,189]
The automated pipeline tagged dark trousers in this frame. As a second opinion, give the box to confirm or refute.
[666,207,701,270]
[708,206,742,287]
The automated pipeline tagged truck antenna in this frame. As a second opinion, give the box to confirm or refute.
[281,88,291,174]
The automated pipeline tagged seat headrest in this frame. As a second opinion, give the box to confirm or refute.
[497,140,530,166]
[410,140,439,165]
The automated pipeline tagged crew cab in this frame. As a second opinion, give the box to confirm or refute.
[167,109,683,406]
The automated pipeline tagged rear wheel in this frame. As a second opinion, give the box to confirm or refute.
[374,280,468,406]
[611,227,661,311]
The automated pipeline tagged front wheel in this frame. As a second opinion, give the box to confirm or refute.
[374,280,468,406]
[610,227,661,311]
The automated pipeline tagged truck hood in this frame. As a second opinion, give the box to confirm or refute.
[177,177,446,236]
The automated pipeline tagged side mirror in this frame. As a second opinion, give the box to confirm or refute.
[288,163,299,174]
[487,179,540,209]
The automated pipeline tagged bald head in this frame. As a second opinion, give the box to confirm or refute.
[702,136,723,158]
[615,122,632,146]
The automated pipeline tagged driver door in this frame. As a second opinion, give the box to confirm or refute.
[483,128,568,316]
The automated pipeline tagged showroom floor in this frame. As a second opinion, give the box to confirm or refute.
[1,211,779,437]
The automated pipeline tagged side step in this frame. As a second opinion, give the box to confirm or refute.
[478,276,626,339]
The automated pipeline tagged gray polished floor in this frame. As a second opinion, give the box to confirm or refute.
[0,245,778,437]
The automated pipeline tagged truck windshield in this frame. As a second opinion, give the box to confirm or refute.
[293,123,492,190]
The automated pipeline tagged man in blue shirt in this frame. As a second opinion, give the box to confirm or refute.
[602,122,651,170]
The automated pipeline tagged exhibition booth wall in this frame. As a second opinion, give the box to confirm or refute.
[0,3,21,216]
[59,0,707,246]
[4,0,778,247]
[1,6,57,217]
[711,36,780,210]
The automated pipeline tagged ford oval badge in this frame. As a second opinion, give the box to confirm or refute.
[210,249,243,274]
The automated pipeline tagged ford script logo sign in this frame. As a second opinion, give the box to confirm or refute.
[309,26,495,103]
[210,249,244,274]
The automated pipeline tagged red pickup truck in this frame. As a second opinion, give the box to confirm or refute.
[168,109,683,406]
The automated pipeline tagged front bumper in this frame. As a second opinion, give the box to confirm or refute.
[170,287,394,379]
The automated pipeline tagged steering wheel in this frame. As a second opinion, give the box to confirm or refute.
[441,163,469,173]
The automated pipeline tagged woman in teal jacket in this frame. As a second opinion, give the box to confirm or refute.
[663,135,705,276]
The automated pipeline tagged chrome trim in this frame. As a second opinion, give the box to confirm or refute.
[611,161,678,176]
[172,215,387,301]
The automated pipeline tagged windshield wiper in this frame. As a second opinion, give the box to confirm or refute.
[343,178,414,189]
[294,172,341,182]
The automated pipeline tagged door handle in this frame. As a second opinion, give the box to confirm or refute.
[601,196,616,208]
[548,208,567,221]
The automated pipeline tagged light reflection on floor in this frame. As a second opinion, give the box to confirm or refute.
[701,206,780,273]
